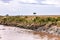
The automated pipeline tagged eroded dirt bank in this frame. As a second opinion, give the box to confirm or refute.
[0,25,60,40]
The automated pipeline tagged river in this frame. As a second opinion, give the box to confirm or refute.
[0,25,59,40]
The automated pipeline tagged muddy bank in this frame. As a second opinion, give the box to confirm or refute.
[1,22,60,36]
[0,16,58,30]
[0,22,54,30]
[33,31,60,40]
[0,25,60,40]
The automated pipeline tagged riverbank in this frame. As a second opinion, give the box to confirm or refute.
[0,25,60,40]
[0,16,60,37]
[0,16,58,30]
[1,23,60,37]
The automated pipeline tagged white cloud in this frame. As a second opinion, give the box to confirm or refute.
[0,0,38,4]
[0,0,37,15]
[19,0,38,3]
[0,0,38,7]
[42,0,60,4]
[0,0,60,15]
[42,0,60,7]
[0,0,21,15]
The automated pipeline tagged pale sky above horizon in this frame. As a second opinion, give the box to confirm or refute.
[0,0,60,16]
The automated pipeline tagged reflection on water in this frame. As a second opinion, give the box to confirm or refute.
[0,25,59,40]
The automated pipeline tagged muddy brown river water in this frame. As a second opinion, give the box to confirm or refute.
[0,25,60,40]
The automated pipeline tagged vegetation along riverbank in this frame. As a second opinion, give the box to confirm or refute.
[1,15,60,36]
[0,15,60,29]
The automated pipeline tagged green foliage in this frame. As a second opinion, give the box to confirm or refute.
[46,17,52,21]
[33,17,41,23]
[0,16,60,28]
[57,17,60,21]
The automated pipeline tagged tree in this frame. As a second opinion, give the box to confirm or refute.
[5,14,9,16]
[33,12,36,15]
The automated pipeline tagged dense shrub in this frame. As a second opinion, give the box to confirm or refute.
[0,16,60,28]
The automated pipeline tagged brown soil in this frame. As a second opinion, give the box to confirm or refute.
[33,31,60,40]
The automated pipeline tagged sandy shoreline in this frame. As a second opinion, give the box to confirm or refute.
[0,25,60,40]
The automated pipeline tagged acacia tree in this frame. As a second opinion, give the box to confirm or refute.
[33,12,36,15]
[6,14,9,16]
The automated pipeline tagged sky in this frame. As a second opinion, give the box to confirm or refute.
[0,0,60,15]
